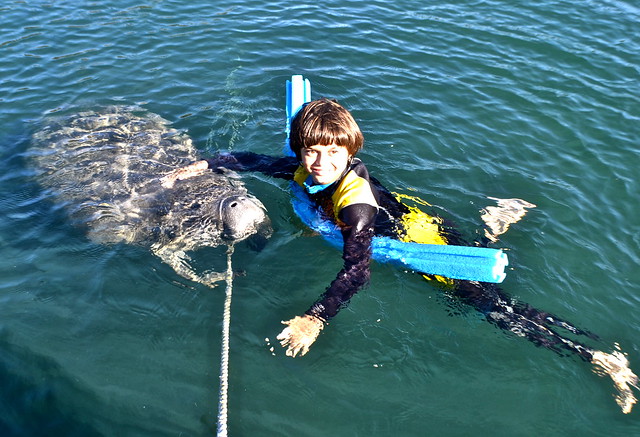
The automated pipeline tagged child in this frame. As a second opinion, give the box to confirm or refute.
[162,97,637,414]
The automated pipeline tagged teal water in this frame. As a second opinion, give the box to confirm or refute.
[1,0,639,435]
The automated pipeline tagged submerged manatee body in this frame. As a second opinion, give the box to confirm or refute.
[30,106,271,286]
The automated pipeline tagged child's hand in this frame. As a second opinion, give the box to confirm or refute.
[277,314,324,357]
[160,160,209,188]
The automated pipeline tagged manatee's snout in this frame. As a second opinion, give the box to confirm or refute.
[220,195,272,241]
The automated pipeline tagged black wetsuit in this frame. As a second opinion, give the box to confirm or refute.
[206,152,597,361]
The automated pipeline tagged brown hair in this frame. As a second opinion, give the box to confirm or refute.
[289,98,364,160]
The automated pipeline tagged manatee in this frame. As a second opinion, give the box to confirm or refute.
[29,106,272,287]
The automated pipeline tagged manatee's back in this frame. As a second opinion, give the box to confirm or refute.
[29,106,202,243]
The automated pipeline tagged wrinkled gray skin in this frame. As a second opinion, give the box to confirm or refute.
[29,106,272,287]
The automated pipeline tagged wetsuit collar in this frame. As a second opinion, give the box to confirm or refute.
[303,175,333,193]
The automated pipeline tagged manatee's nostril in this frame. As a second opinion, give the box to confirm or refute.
[230,202,238,208]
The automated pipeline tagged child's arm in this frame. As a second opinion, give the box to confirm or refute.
[277,203,377,357]
[209,152,298,179]
[161,160,209,188]
[161,152,298,188]
[306,206,376,320]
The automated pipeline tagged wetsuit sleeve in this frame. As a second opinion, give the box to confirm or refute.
[305,203,377,321]
[205,151,298,180]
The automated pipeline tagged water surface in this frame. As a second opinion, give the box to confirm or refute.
[1,0,639,435]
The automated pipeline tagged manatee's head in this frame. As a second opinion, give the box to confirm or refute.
[219,194,272,243]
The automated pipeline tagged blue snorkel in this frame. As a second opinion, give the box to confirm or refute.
[284,75,508,283]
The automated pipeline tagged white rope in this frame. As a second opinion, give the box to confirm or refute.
[217,244,234,437]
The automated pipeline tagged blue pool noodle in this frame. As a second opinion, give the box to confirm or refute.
[284,75,311,155]
[285,75,508,283]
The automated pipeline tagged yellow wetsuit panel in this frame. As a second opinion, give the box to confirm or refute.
[331,170,378,219]
[394,193,453,285]
[393,193,446,245]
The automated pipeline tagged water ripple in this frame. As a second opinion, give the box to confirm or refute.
[1,0,640,434]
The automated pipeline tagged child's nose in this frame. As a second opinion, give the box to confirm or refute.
[315,152,329,166]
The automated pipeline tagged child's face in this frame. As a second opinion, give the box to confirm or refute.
[301,143,351,185]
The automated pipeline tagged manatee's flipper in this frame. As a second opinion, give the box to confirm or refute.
[151,243,225,288]
[591,345,639,414]
[481,197,536,242]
